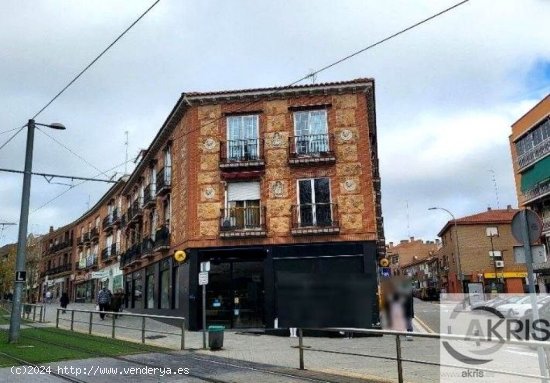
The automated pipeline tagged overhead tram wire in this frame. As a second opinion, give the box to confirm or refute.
[36,127,111,178]
[0,126,23,135]
[31,0,161,120]
[0,126,25,152]
[168,0,471,146]
[29,157,136,215]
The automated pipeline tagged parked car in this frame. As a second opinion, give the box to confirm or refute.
[509,296,550,319]
[472,295,519,312]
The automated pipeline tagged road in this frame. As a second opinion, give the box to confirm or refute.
[413,298,440,333]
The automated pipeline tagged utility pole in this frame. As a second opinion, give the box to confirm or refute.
[8,119,65,343]
[9,119,35,343]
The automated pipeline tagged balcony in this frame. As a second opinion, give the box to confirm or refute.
[523,177,550,204]
[102,215,113,232]
[77,238,84,248]
[129,200,143,223]
[220,139,265,170]
[83,232,90,244]
[220,206,267,238]
[84,254,98,269]
[153,225,170,251]
[156,166,171,196]
[143,184,156,209]
[517,136,550,171]
[45,263,72,276]
[291,203,339,235]
[141,236,155,258]
[112,208,120,225]
[90,227,99,242]
[288,134,335,166]
[121,243,142,268]
[49,240,72,254]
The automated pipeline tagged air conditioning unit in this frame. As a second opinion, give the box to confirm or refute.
[495,260,504,268]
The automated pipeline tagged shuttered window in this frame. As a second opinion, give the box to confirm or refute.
[227,182,260,201]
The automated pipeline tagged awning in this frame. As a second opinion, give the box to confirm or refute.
[521,155,550,192]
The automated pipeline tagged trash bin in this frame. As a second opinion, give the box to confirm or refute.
[208,325,225,350]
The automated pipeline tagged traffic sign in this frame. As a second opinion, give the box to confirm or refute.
[15,271,26,282]
[199,271,209,285]
[514,245,548,264]
[379,267,391,278]
[512,210,543,245]
[200,261,211,272]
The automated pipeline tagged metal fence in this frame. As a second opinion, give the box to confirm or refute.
[0,300,46,322]
[295,327,550,383]
[55,308,186,350]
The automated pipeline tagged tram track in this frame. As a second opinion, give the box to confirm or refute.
[1,322,337,383]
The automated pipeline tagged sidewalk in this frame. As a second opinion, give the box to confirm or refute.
[40,303,440,383]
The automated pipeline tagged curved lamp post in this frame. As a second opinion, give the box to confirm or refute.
[429,207,463,293]
[9,119,65,343]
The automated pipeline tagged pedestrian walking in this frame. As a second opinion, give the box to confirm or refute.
[60,292,69,314]
[96,286,112,320]
[45,290,52,304]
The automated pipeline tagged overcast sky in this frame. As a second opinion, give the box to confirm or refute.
[0,0,549,246]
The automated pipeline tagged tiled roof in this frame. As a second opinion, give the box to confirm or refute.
[438,208,519,236]
[185,78,374,98]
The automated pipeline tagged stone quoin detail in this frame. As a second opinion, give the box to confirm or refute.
[340,129,353,142]
[343,179,357,192]
[204,186,216,199]
[203,137,216,150]
[272,181,284,198]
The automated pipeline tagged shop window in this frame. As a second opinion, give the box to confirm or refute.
[146,266,155,309]
[160,259,170,309]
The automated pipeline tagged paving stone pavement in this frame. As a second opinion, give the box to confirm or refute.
[31,303,439,383]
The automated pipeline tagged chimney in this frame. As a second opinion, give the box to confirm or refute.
[507,204,512,211]
[49,226,54,233]
[435,238,441,244]
[487,207,492,211]
[389,241,394,247]
[410,236,415,242]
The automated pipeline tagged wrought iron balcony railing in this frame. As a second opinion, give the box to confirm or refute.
[156,166,172,195]
[102,215,113,232]
[153,225,171,251]
[220,206,266,238]
[523,177,550,204]
[45,263,72,276]
[143,183,156,208]
[220,139,264,169]
[291,203,339,235]
[288,134,335,165]
[517,136,550,171]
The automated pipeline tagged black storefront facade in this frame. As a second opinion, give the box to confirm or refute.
[123,240,379,330]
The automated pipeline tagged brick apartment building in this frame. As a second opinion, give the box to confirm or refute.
[39,224,73,300]
[437,206,527,294]
[509,94,550,292]
[38,79,385,330]
[386,237,439,276]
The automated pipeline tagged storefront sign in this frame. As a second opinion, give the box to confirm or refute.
[91,271,109,279]
[483,271,528,279]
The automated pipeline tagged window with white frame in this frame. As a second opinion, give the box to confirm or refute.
[486,227,499,237]
[293,110,329,155]
[297,178,333,227]
[226,115,259,161]
[223,181,261,229]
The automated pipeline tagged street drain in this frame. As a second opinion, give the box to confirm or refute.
[145,335,166,340]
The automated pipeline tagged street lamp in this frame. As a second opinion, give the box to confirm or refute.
[9,119,65,343]
[429,207,463,293]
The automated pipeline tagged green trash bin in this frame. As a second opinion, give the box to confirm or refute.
[208,325,225,350]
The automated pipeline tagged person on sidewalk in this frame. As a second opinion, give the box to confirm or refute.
[60,292,69,314]
[97,286,112,320]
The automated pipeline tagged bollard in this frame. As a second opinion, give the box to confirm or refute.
[395,335,404,383]
[112,314,116,339]
[89,312,93,335]
[298,329,304,370]
[56,309,60,328]
[42,304,46,322]
[141,317,146,344]
[32,306,36,322]
[181,319,185,350]
[70,310,74,331]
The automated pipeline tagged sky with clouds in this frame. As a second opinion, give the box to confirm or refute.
[0,0,549,246]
